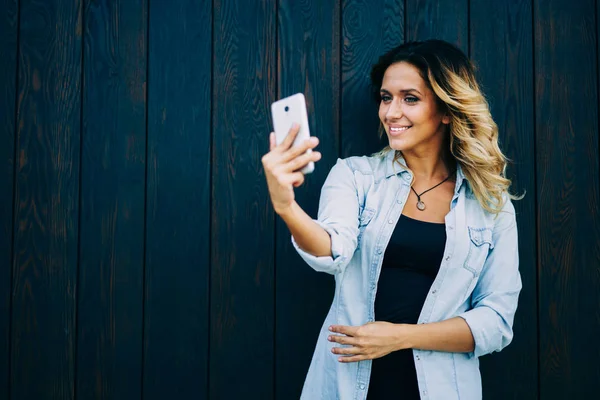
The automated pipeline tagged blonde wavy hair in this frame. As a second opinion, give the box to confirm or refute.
[370,40,520,214]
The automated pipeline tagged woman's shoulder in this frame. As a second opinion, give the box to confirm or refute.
[464,190,516,232]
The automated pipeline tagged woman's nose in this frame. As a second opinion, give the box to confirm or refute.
[386,101,403,120]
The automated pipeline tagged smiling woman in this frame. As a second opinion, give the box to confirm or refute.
[261,39,522,400]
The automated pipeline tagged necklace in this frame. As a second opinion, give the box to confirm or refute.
[410,171,455,211]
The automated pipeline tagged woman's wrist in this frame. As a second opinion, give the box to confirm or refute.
[393,323,415,351]
[274,200,295,218]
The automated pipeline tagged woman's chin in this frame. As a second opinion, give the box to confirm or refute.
[387,137,414,152]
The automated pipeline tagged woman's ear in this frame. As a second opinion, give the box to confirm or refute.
[442,114,451,125]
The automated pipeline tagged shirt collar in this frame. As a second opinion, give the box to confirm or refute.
[383,149,407,178]
[454,163,466,196]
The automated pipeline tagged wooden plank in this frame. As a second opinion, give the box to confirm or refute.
[405,0,468,53]
[0,0,19,396]
[75,1,146,398]
[535,0,600,397]
[341,0,404,158]
[10,0,82,398]
[144,0,211,398]
[275,1,341,398]
[469,1,538,398]
[211,0,276,398]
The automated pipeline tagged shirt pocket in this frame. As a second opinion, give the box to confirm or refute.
[463,226,494,276]
[357,207,375,251]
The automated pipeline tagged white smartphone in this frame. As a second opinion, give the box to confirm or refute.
[271,92,315,174]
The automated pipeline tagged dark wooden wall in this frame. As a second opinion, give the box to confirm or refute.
[0,0,598,399]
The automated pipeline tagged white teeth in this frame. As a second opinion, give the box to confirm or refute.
[390,126,411,132]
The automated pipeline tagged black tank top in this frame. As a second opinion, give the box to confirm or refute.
[367,214,447,400]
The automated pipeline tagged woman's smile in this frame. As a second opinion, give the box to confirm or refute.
[388,125,412,136]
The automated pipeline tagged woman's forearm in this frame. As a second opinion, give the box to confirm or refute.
[278,201,332,257]
[399,317,475,353]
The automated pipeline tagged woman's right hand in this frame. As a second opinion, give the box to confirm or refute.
[261,123,322,215]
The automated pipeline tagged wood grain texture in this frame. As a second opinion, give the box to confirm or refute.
[341,0,403,157]
[211,0,276,398]
[0,0,19,396]
[275,1,340,398]
[535,0,600,397]
[76,0,146,398]
[11,0,82,398]
[2,2,599,397]
[470,1,538,398]
[144,0,211,398]
[405,0,468,53]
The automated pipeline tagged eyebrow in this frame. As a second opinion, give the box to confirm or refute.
[380,88,422,96]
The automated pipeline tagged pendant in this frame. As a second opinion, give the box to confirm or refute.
[416,201,426,211]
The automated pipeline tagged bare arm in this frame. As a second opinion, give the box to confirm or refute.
[262,125,361,274]
[328,318,474,363]
[278,201,332,257]
[262,124,360,265]
[400,317,474,353]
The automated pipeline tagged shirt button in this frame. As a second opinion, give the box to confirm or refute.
[431,289,437,294]
[388,219,393,224]
[423,390,427,396]
[396,199,403,204]
[359,384,365,390]
[448,226,454,230]
[445,256,450,261]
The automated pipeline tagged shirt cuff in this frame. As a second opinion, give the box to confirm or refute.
[458,306,499,359]
[290,219,347,275]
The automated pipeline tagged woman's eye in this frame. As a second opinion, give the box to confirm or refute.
[380,95,392,102]
[404,96,418,104]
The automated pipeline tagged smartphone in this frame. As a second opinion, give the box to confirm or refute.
[271,93,314,174]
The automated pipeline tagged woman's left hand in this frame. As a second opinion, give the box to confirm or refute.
[327,321,410,363]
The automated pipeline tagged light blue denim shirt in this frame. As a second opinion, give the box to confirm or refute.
[292,150,521,400]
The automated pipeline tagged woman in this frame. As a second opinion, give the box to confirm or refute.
[261,39,521,400]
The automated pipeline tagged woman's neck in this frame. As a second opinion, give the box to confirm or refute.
[400,149,455,182]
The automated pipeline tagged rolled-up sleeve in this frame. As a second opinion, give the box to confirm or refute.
[291,158,360,275]
[459,198,522,358]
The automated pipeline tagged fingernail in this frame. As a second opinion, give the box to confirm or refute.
[309,137,319,144]
[328,326,333,332]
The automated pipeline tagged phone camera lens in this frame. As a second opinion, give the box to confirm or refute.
[284,106,289,112]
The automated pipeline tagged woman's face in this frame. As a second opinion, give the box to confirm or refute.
[378,62,450,154]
